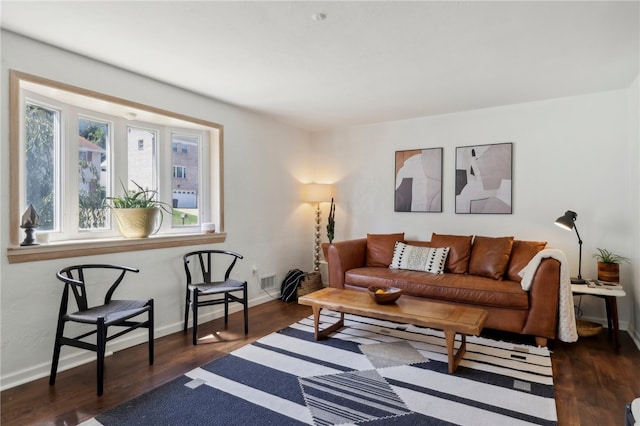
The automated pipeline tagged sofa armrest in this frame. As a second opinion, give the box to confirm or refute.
[327,238,367,289]
[522,257,561,339]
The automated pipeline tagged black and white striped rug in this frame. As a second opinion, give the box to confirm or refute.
[90,312,557,425]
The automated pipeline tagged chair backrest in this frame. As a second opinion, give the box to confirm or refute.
[183,250,243,285]
[56,264,140,312]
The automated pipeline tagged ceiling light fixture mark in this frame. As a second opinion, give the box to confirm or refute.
[311,13,326,22]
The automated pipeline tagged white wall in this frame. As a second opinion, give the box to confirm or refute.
[629,74,640,343]
[0,32,316,389]
[312,87,639,340]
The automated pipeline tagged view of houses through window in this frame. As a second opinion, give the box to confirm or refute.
[22,87,211,241]
[127,126,157,202]
[78,117,109,230]
[171,134,199,226]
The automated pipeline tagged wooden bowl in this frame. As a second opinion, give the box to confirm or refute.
[368,286,402,305]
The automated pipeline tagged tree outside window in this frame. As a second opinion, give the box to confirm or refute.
[25,103,57,231]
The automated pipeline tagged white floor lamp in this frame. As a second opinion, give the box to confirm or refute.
[303,183,333,271]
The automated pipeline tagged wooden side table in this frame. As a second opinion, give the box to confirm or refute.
[571,281,626,351]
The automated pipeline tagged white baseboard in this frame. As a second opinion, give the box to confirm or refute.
[628,324,640,350]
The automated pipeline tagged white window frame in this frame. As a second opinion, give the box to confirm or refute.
[8,70,225,263]
[173,166,187,178]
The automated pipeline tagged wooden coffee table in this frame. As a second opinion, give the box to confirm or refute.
[298,288,488,374]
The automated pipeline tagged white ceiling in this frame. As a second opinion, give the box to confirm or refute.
[2,1,639,131]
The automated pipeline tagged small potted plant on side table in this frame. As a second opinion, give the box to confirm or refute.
[593,248,630,283]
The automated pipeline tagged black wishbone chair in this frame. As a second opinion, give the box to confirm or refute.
[183,250,248,345]
[49,264,154,396]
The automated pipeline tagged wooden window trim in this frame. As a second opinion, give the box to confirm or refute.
[7,232,227,264]
[8,70,226,263]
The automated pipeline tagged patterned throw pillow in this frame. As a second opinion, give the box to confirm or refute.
[390,242,450,274]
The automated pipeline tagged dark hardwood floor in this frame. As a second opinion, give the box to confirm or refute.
[2,300,639,426]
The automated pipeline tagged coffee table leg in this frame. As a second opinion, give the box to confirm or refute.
[312,306,344,340]
[444,330,466,373]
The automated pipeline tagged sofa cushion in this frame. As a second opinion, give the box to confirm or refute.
[505,240,547,282]
[344,267,528,309]
[366,233,405,267]
[468,236,515,280]
[390,242,449,274]
[430,233,473,274]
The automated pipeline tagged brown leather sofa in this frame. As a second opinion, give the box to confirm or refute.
[327,233,561,347]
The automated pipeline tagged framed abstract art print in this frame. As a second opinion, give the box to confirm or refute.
[455,142,513,214]
[394,148,443,213]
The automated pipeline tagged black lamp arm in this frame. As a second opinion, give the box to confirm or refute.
[573,223,583,280]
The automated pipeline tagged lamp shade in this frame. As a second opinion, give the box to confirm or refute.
[555,210,577,231]
[303,183,332,203]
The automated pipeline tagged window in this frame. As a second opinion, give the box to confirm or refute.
[78,117,110,230]
[171,134,199,226]
[25,102,59,232]
[9,71,223,252]
[173,166,187,178]
[128,126,158,194]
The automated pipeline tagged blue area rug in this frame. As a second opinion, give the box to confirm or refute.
[89,312,557,425]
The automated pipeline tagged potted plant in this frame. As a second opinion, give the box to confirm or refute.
[103,181,172,238]
[593,248,630,283]
[322,198,336,260]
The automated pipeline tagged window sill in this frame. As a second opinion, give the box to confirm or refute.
[6,232,227,264]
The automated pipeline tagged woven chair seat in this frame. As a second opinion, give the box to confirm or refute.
[189,279,245,295]
[67,299,150,325]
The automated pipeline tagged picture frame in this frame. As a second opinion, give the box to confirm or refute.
[394,148,443,212]
[455,142,513,214]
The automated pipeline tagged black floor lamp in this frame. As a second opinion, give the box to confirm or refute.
[554,210,587,284]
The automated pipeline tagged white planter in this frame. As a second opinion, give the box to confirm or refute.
[111,208,161,238]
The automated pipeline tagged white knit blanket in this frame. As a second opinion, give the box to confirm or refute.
[519,248,578,343]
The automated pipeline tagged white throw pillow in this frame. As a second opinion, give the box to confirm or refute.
[389,242,450,274]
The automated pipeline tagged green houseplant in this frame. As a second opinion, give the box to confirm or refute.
[593,248,630,283]
[321,198,336,260]
[326,197,335,243]
[104,181,172,238]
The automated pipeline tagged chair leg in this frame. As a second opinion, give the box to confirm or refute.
[183,288,191,333]
[192,290,199,345]
[148,299,154,365]
[224,293,229,325]
[96,318,106,396]
[49,317,66,385]
[243,284,249,335]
